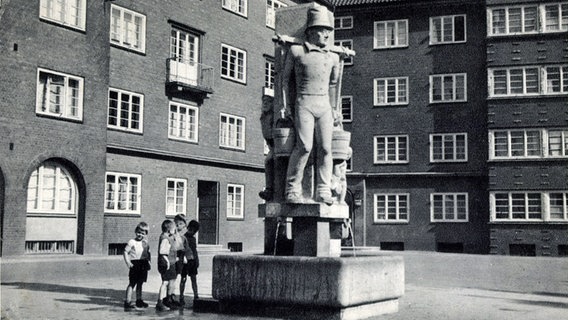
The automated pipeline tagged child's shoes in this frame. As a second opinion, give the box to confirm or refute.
[156,300,166,311]
[136,300,148,308]
[124,301,136,311]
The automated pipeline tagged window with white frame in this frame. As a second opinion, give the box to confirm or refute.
[374,77,408,106]
[430,133,467,162]
[220,113,245,150]
[335,16,353,30]
[221,44,246,83]
[110,4,146,53]
[492,192,543,221]
[170,28,200,63]
[374,193,409,223]
[430,73,467,103]
[487,3,567,36]
[341,96,353,123]
[27,162,76,215]
[543,3,568,32]
[39,0,86,30]
[227,184,244,219]
[549,192,568,220]
[264,58,275,96]
[223,0,247,17]
[430,15,466,44]
[548,129,568,157]
[431,193,468,222]
[374,135,408,164]
[489,128,568,159]
[489,65,568,96]
[105,172,141,214]
[108,88,143,133]
[488,5,538,35]
[266,0,286,28]
[36,68,83,121]
[166,178,187,216]
[544,65,568,94]
[169,102,198,143]
[334,39,353,65]
[374,19,408,49]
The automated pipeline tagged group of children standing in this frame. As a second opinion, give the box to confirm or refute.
[122,215,200,311]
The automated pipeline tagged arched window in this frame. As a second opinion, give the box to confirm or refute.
[27,162,76,215]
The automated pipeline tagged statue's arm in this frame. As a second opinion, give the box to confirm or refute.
[280,47,295,119]
[329,53,341,124]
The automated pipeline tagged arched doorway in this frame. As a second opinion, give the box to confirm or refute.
[25,161,79,254]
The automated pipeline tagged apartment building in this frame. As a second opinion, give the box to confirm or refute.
[0,0,297,256]
[485,0,568,256]
[331,0,491,254]
[331,0,568,256]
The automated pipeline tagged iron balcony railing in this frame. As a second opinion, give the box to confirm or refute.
[166,57,214,93]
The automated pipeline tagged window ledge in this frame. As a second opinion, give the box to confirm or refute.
[104,212,142,217]
[489,221,568,225]
[373,221,409,225]
[26,213,76,218]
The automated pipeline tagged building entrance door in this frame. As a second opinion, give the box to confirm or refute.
[197,180,218,245]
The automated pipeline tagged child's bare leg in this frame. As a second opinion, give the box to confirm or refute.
[135,282,143,301]
[125,284,134,302]
[180,276,187,299]
[190,275,198,299]
[159,281,168,300]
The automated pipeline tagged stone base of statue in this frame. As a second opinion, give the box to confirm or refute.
[212,253,404,320]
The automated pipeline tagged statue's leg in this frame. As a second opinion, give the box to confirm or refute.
[314,100,334,202]
[285,99,315,201]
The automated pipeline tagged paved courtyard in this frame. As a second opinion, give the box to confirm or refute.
[1,250,567,319]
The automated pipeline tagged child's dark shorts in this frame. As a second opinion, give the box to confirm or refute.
[129,260,149,284]
[182,260,198,277]
[158,258,177,281]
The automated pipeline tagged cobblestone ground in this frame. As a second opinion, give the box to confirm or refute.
[2,251,567,320]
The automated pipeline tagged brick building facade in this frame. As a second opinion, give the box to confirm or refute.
[331,0,567,256]
[0,0,297,256]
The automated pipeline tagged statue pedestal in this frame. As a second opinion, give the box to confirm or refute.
[212,254,404,320]
[259,203,348,257]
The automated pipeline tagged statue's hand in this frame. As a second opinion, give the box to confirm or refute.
[333,110,341,126]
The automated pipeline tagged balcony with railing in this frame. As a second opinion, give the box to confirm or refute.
[166,57,214,96]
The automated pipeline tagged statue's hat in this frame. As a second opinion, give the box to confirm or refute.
[306,5,333,30]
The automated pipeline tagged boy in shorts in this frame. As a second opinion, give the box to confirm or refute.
[123,222,151,311]
[156,219,179,311]
[180,219,200,305]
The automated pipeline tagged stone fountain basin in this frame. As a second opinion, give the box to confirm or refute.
[212,253,404,308]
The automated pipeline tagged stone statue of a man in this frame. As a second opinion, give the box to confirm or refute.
[281,6,340,205]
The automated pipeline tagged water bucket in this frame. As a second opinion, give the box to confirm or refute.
[273,127,295,157]
[332,130,351,160]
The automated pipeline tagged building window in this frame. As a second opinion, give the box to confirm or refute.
[220,113,245,150]
[39,0,86,30]
[334,39,353,65]
[166,178,187,216]
[227,184,244,219]
[548,130,568,157]
[168,102,198,143]
[104,172,141,214]
[374,135,408,164]
[223,0,247,17]
[430,133,467,162]
[549,192,568,220]
[430,15,466,44]
[341,96,352,123]
[490,129,568,160]
[374,194,409,223]
[431,193,468,222]
[221,44,246,84]
[108,88,143,133]
[374,19,408,49]
[264,58,275,96]
[544,65,568,94]
[26,162,76,215]
[335,16,353,30]
[430,73,467,103]
[488,5,538,35]
[170,28,200,63]
[266,0,286,29]
[492,192,544,221]
[543,3,568,32]
[36,68,83,121]
[374,77,408,106]
[489,65,567,97]
[110,4,146,53]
